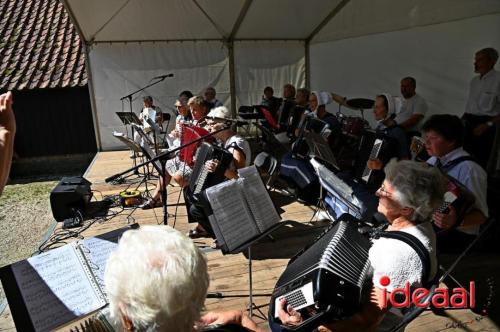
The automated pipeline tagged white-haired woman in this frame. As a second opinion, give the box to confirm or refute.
[105,225,263,332]
[276,160,446,332]
[185,106,252,239]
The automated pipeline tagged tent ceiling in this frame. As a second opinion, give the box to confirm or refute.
[314,0,500,43]
[65,0,500,43]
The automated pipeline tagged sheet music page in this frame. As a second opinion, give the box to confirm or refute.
[238,166,280,232]
[11,244,106,332]
[205,180,259,251]
[80,237,119,299]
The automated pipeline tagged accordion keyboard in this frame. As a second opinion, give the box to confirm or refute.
[361,138,383,182]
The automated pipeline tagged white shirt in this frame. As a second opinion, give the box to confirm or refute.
[427,147,488,235]
[465,69,500,117]
[225,135,251,167]
[394,94,428,131]
[140,106,162,131]
[370,222,437,332]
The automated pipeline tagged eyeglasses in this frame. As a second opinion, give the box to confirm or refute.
[376,184,392,198]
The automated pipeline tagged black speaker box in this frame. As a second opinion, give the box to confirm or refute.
[50,177,92,222]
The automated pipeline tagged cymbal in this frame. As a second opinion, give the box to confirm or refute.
[330,93,355,109]
[346,98,374,110]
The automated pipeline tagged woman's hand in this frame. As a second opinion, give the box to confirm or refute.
[433,205,457,230]
[367,158,383,170]
[277,298,303,326]
[205,159,219,173]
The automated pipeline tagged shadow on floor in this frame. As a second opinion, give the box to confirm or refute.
[246,219,331,260]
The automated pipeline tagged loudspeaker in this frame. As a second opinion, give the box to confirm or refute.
[50,177,92,222]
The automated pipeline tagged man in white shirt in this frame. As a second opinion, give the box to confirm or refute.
[394,76,428,132]
[133,96,163,146]
[422,114,488,252]
[463,47,500,169]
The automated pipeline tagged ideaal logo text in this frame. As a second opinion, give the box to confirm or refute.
[379,276,475,309]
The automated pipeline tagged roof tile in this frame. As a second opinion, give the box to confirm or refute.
[0,0,87,90]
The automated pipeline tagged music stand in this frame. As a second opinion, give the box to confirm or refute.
[112,133,148,182]
[305,132,339,171]
[310,158,362,221]
[202,167,284,317]
[116,112,141,138]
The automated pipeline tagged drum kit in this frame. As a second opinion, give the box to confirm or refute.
[330,92,373,137]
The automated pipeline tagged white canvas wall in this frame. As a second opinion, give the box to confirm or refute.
[233,41,305,107]
[88,41,229,150]
[88,40,306,150]
[310,14,500,128]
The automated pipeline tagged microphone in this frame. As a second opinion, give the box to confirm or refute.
[152,73,174,80]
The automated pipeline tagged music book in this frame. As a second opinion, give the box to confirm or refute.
[0,225,136,332]
[205,165,281,253]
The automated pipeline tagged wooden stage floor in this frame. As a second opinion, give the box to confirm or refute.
[1,150,499,331]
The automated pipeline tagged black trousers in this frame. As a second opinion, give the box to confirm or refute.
[462,113,496,169]
[183,187,216,238]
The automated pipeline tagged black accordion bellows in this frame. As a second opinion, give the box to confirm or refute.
[189,142,233,196]
[270,215,373,331]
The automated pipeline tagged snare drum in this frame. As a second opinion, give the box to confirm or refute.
[342,117,366,137]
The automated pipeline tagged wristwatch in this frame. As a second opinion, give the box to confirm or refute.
[487,121,494,127]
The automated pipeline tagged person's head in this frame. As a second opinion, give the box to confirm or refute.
[373,94,395,121]
[174,96,190,117]
[422,114,463,157]
[474,47,498,75]
[105,225,209,331]
[296,88,310,106]
[309,91,331,113]
[179,90,194,100]
[400,77,416,99]
[206,106,234,138]
[143,96,153,108]
[376,159,446,223]
[263,86,274,99]
[204,87,217,102]
[188,95,209,121]
[283,84,296,99]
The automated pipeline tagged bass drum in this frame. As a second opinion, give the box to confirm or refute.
[342,117,367,137]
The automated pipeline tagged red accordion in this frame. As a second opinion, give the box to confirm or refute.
[179,124,212,167]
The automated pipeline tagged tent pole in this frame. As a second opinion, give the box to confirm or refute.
[227,40,237,117]
[82,42,103,151]
[305,40,310,90]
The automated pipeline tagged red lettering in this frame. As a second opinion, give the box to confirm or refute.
[390,282,410,308]
[450,288,467,308]
[382,288,388,308]
[432,288,450,308]
[470,282,475,308]
[412,288,430,308]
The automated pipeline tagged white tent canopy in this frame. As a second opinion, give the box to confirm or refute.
[63,0,500,151]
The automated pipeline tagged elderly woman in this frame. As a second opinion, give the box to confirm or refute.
[279,91,341,204]
[105,225,264,332]
[142,96,211,209]
[276,160,445,332]
[185,106,252,239]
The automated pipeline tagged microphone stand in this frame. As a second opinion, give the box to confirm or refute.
[120,76,171,173]
[106,126,229,225]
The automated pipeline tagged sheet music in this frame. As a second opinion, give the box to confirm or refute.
[238,166,280,232]
[11,245,106,332]
[205,180,260,251]
[79,237,119,299]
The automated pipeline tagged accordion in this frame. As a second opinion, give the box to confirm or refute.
[270,215,372,331]
[353,130,399,187]
[180,124,212,167]
[189,142,233,198]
